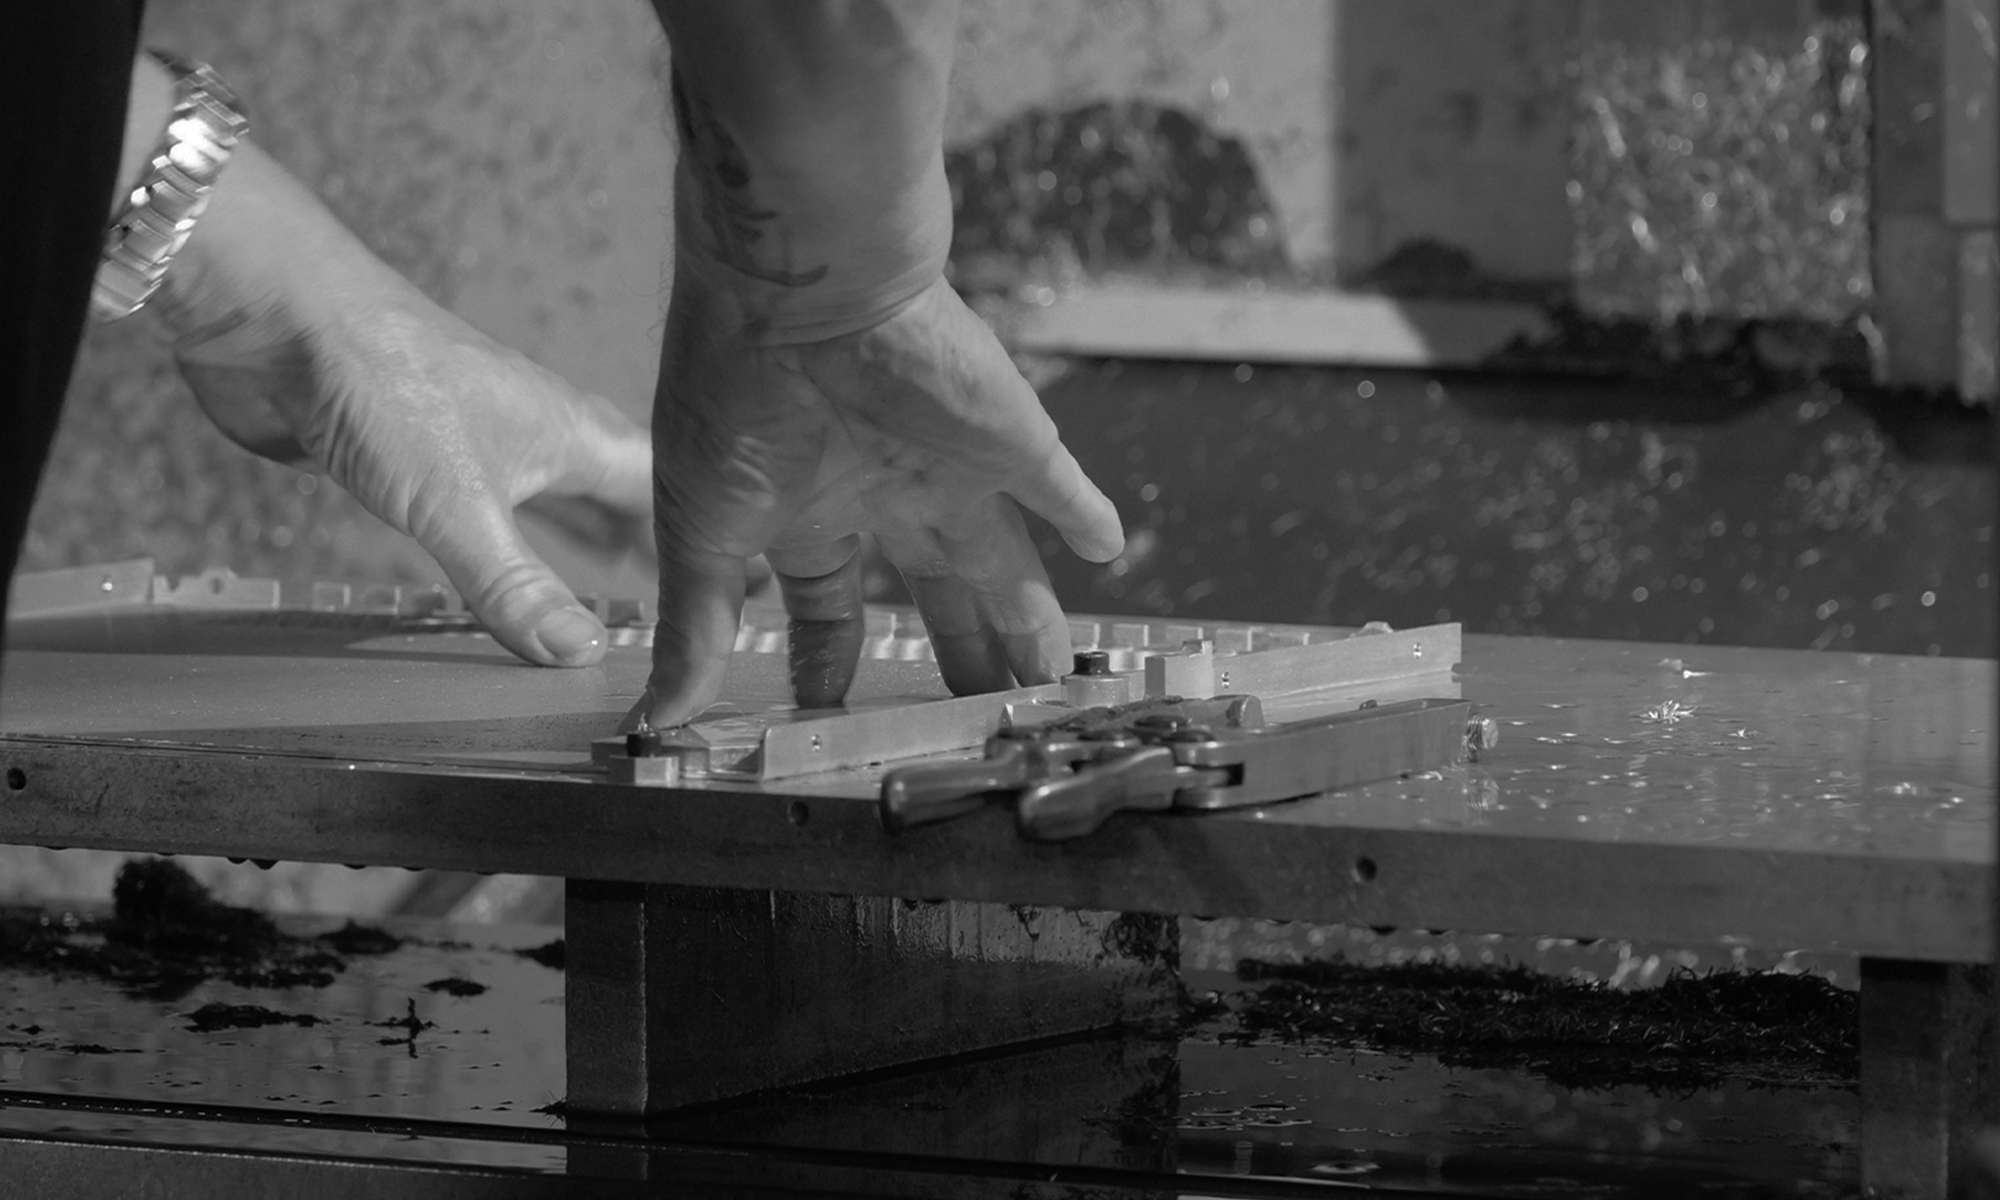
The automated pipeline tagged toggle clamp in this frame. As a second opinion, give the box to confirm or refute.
[881,692,1494,842]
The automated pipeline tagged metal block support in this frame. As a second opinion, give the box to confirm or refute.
[1941,0,1998,229]
[1859,958,1997,1199]
[1962,230,1999,402]
[565,880,1179,1117]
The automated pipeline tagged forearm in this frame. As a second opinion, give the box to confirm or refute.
[651,0,958,343]
[159,139,406,348]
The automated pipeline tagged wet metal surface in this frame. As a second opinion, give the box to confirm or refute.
[1361,635,1991,860]
[0,609,901,773]
[0,615,1992,960]
[2,620,1987,863]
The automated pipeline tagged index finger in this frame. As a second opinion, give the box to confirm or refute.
[640,532,749,729]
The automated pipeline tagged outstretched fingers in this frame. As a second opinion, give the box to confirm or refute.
[1006,436,1125,565]
[877,495,1072,696]
[949,317,1123,566]
[410,496,609,669]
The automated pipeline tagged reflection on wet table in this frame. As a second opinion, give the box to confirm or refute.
[0,908,1860,1195]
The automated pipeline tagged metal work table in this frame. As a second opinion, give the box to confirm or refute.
[0,591,1992,1195]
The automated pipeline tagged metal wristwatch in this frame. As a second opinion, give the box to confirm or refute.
[91,54,249,321]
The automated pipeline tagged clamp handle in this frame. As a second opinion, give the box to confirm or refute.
[880,740,1031,832]
[1015,745,1187,842]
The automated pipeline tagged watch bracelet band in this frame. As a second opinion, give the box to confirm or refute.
[91,54,249,322]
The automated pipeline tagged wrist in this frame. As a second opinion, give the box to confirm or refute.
[671,160,951,346]
[157,141,404,348]
[670,238,946,348]
[95,54,250,321]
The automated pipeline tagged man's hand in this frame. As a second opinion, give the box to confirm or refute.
[639,0,1122,725]
[173,275,651,667]
[642,271,1122,726]
[127,49,649,667]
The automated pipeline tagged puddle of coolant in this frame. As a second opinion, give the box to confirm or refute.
[0,914,565,1131]
[0,913,1859,1194]
[1171,1036,1855,1196]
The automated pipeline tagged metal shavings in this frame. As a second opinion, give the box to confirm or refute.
[1569,20,1871,324]
[1637,700,1698,724]
[185,1002,320,1034]
[0,860,400,1001]
[946,99,1288,298]
[1218,958,1856,1092]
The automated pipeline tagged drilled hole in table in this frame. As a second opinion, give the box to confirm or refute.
[788,801,811,827]
[1352,856,1378,883]
[4,768,24,792]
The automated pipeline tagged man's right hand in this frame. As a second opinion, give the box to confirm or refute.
[640,268,1123,728]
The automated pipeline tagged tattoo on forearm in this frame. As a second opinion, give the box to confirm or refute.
[672,74,828,289]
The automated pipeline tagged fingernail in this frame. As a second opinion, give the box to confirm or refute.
[537,606,605,665]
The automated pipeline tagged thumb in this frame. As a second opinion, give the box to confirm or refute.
[416,498,608,668]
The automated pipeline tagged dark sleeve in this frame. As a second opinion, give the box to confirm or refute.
[0,5,144,625]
